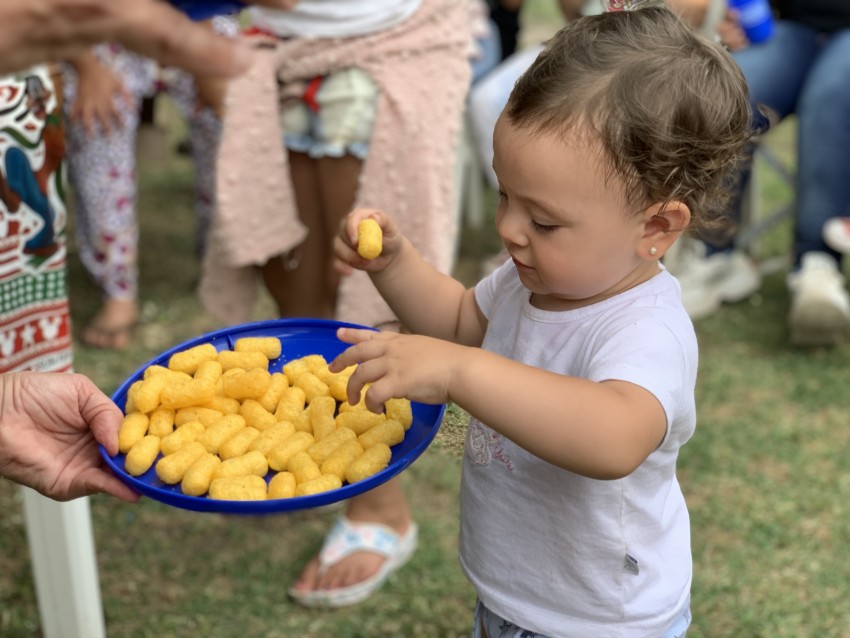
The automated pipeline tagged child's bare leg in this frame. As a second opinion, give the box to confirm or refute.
[290,477,412,594]
[260,151,334,318]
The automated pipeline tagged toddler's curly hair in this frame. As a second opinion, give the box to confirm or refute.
[505,4,752,231]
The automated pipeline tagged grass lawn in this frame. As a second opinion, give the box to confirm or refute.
[4,5,850,636]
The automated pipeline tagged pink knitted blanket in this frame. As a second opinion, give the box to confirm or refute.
[201,0,472,327]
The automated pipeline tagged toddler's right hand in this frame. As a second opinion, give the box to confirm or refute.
[334,208,402,276]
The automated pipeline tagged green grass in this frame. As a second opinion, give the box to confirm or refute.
[5,37,850,637]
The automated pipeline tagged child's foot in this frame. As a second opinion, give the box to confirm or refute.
[289,509,415,607]
[81,298,139,351]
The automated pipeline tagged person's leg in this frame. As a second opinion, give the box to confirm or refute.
[784,27,850,346]
[792,27,850,265]
[66,83,143,349]
[671,21,820,321]
[260,150,337,318]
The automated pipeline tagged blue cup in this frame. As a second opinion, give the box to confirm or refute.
[727,0,774,44]
[170,1,245,20]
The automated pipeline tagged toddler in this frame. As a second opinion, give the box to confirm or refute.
[330,5,751,635]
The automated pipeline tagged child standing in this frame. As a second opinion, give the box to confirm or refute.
[331,5,751,635]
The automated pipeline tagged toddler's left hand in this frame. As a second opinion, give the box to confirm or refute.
[330,328,462,412]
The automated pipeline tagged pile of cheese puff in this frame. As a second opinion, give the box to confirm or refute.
[116,336,412,501]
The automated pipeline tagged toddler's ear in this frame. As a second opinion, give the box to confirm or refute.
[638,201,690,261]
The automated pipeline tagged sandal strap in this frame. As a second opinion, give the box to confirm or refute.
[318,516,405,571]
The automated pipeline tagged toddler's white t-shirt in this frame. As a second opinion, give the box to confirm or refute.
[460,261,697,637]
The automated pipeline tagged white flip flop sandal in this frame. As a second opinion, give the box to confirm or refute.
[288,515,418,608]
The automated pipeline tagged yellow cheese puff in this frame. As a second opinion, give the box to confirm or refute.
[357,218,382,259]
[197,414,246,454]
[358,419,405,449]
[160,379,215,410]
[295,474,343,497]
[293,371,331,404]
[118,412,149,454]
[156,441,206,484]
[203,395,241,415]
[222,368,272,401]
[282,354,326,383]
[124,380,143,414]
[385,398,413,430]
[148,408,176,438]
[327,366,357,402]
[234,336,282,360]
[213,450,269,480]
[237,399,276,431]
[219,426,261,460]
[160,421,206,455]
[143,364,170,379]
[181,453,221,496]
[291,408,312,434]
[345,443,392,484]
[194,360,223,385]
[257,372,289,413]
[175,406,224,427]
[168,343,218,375]
[337,385,371,413]
[286,451,322,484]
[217,350,268,372]
[309,396,337,441]
[133,373,169,414]
[274,386,307,423]
[209,475,267,501]
[267,431,315,472]
[125,435,161,476]
[248,421,296,457]
[335,409,386,436]
[320,440,364,481]
[307,427,357,465]
[267,472,296,499]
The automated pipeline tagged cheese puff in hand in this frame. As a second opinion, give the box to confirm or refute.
[335,208,401,274]
[357,217,382,259]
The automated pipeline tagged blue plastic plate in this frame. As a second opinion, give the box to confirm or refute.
[100,318,446,514]
[170,0,245,20]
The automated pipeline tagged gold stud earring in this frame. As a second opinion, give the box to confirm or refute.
[649,247,658,256]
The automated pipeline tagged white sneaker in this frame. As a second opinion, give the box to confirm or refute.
[787,251,850,347]
[823,217,850,254]
[666,239,762,320]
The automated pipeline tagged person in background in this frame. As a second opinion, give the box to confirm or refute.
[670,0,850,347]
[330,5,750,631]
[63,17,237,350]
[0,0,293,500]
[0,0,297,79]
[201,0,471,607]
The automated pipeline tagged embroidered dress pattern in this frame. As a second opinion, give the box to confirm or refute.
[0,67,71,373]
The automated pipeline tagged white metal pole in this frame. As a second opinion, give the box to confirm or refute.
[22,488,106,638]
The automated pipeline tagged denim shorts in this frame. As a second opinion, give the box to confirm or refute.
[471,596,691,638]
[279,67,378,160]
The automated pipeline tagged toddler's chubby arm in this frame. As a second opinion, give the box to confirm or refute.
[331,329,668,481]
[335,208,486,346]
